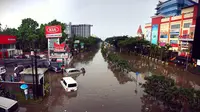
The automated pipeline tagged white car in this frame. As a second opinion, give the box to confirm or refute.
[60,77,78,92]
[0,97,19,112]
[64,68,84,76]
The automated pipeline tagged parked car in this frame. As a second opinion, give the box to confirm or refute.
[49,66,62,73]
[60,77,78,92]
[13,55,28,59]
[49,63,62,73]
[64,68,85,76]
[0,96,19,112]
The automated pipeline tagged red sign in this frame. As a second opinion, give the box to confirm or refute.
[54,43,65,52]
[45,25,62,38]
[170,44,179,47]
[0,35,16,44]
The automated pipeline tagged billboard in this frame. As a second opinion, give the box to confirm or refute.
[151,24,158,45]
[45,25,62,38]
[145,28,151,41]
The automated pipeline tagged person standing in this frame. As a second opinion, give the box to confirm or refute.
[24,89,28,100]
[29,89,33,99]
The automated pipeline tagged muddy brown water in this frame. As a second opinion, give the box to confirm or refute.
[23,49,200,112]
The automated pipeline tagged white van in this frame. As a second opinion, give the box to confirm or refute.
[0,97,19,112]
[60,77,78,92]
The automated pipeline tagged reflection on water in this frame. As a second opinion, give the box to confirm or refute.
[73,49,99,65]
[119,53,200,90]
[65,91,78,99]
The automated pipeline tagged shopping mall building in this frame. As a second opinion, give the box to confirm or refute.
[144,0,198,51]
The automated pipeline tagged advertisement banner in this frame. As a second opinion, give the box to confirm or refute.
[170,29,179,38]
[54,43,65,52]
[151,25,158,45]
[160,31,168,38]
[45,25,62,38]
[48,38,59,50]
[159,42,166,46]
[170,40,178,47]
[145,28,151,41]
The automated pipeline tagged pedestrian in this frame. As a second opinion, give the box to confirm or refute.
[10,75,14,82]
[0,75,3,81]
[29,89,33,99]
[24,89,28,100]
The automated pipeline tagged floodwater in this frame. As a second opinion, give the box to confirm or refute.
[24,49,200,112]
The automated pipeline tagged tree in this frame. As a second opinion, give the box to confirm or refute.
[0,28,18,36]
[18,18,39,51]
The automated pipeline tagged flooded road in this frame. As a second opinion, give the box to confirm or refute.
[25,49,200,112]
[42,49,144,112]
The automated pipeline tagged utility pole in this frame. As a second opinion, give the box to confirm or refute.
[34,40,39,99]
[31,53,35,100]
[34,49,39,99]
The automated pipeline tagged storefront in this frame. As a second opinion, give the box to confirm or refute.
[50,42,72,66]
[0,35,19,58]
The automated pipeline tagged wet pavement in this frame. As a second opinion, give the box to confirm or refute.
[23,49,200,112]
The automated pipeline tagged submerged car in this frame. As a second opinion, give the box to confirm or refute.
[60,77,78,92]
[64,68,85,76]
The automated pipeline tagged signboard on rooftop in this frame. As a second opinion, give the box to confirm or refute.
[45,25,62,38]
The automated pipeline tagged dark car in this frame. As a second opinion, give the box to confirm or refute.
[49,63,62,73]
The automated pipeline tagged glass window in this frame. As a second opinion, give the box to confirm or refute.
[170,34,179,38]
[68,83,77,87]
[171,24,180,29]
[8,103,19,112]
[0,107,6,112]
[183,23,191,28]
[63,81,67,86]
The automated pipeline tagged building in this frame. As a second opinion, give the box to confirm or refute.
[155,0,197,17]
[0,35,21,58]
[144,4,198,51]
[71,24,92,38]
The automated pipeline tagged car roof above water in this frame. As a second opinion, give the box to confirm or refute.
[65,68,79,72]
[62,77,77,84]
[0,97,17,109]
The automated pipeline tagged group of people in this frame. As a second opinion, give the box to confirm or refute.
[24,88,33,100]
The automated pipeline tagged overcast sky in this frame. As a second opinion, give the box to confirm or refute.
[0,0,157,39]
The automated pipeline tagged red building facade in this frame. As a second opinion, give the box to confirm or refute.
[0,35,17,58]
